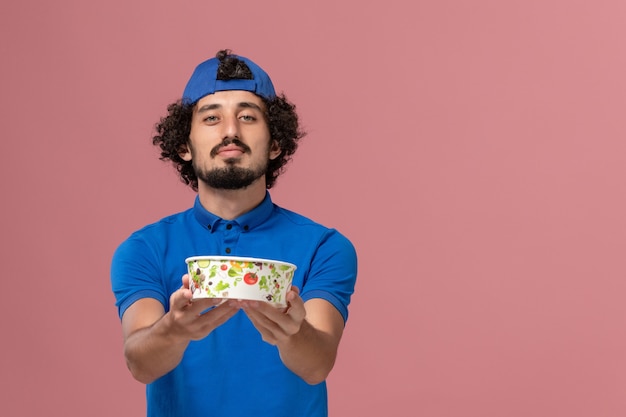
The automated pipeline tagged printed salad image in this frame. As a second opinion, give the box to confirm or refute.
[187,258,296,305]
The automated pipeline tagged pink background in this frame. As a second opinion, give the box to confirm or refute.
[2,0,625,416]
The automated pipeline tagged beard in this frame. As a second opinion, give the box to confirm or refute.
[190,138,270,190]
[194,161,267,190]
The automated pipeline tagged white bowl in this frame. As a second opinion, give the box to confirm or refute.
[185,256,297,307]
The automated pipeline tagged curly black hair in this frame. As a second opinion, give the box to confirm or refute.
[152,50,305,191]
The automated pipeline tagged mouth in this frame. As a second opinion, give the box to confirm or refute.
[210,139,251,158]
[217,145,246,158]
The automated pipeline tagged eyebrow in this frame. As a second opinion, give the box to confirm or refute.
[196,101,264,114]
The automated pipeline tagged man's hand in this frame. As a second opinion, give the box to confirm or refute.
[238,286,307,345]
[121,274,240,383]
[239,287,345,385]
[165,274,240,341]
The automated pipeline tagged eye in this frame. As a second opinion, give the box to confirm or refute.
[239,114,257,122]
[203,115,219,124]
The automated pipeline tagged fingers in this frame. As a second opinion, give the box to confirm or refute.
[242,302,288,345]
[168,297,240,340]
[171,287,193,311]
[240,290,305,345]
[170,274,235,323]
[187,301,240,341]
[244,307,279,345]
[284,287,306,322]
[174,274,219,312]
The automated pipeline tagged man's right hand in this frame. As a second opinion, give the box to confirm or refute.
[165,274,240,341]
[120,274,240,384]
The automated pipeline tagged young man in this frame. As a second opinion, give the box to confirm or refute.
[110,50,358,417]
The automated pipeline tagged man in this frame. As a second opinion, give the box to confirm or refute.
[110,49,358,417]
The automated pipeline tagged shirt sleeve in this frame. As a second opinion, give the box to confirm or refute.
[300,229,358,323]
[110,232,169,319]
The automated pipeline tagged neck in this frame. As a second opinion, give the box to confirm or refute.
[197,178,268,220]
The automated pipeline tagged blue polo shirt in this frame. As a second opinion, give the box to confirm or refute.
[110,192,358,417]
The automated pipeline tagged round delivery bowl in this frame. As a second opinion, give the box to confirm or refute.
[185,256,297,307]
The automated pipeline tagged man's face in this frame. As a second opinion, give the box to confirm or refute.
[182,90,281,190]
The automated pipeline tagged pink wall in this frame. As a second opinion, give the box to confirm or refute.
[2,0,625,415]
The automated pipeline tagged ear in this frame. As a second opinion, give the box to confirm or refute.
[269,140,282,160]
[179,142,192,161]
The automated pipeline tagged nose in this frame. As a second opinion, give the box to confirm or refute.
[222,114,240,139]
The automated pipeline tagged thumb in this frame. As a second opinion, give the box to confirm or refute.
[170,275,193,309]
[182,274,191,289]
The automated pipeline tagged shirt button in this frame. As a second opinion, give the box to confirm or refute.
[225,248,231,254]
[207,225,212,230]
[226,224,232,230]
[243,225,249,231]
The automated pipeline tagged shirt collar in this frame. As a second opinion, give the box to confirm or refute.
[193,191,274,232]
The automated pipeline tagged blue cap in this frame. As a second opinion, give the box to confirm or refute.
[182,54,276,104]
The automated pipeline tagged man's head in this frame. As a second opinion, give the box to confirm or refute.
[153,50,305,191]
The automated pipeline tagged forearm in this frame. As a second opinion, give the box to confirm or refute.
[276,319,340,385]
[124,313,190,384]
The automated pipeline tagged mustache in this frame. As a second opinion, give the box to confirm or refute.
[210,138,251,158]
